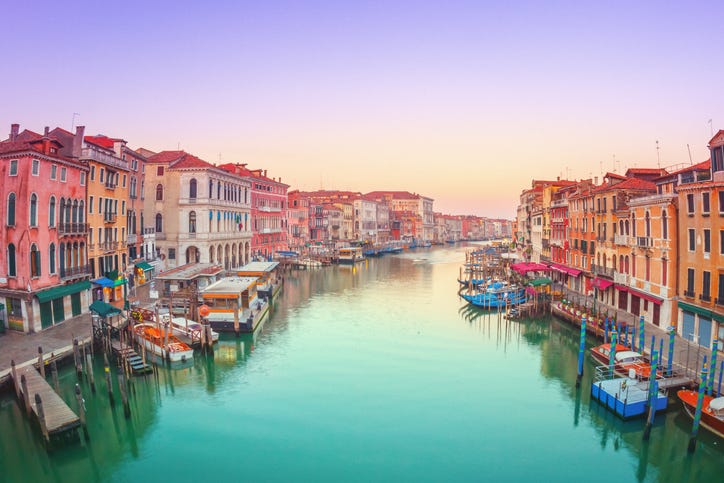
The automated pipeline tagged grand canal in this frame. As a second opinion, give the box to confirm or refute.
[1,244,722,482]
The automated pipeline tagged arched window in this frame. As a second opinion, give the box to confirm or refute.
[155,213,163,232]
[59,198,65,224]
[30,244,41,277]
[7,193,16,226]
[645,211,651,238]
[49,243,56,274]
[72,199,78,223]
[209,180,213,199]
[156,184,164,201]
[49,196,56,227]
[630,214,636,237]
[8,244,16,277]
[189,211,197,233]
[189,179,197,199]
[30,194,38,227]
[79,201,85,224]
[662,210,668,239]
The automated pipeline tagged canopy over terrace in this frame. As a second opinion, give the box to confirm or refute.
[511,262,550,275]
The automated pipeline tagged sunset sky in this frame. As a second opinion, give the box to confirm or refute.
[3,1,722,219]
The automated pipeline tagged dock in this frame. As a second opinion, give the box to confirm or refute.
[15,365,79,439]
[111,340,153,375]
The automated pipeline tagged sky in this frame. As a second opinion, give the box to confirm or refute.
[3,1,722,219]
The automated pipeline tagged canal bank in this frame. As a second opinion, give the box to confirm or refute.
[0,245,722,482]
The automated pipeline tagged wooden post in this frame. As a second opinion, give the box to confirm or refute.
[20,374,31,414]
[643,351,659,440]
[688,359,709,453]
[104,353,115,406]
[75,384,88,440]
[233,301,240,336]
[35,394,49,442]
[11,360,20,400]
[117,370,131,418]
[86,352,96,393]
[38,346,45,379]
[73,338,82,378]
[51,361,60,393]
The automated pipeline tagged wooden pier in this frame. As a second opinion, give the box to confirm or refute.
[111,340,153,375]
[15,366,79,439]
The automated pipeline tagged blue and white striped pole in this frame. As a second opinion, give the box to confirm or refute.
[707,340,718,396]
[643,350,659,440]
[576,315,587,388]
[687,357,709,453]
[604,316,609,344]
[667,327,676,376]
[639,315,645,355]
[610,331,618,374]
[718,360,723,397]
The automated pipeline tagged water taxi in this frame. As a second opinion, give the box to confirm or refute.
[677,390,724,439]
[133,322,194,363]
[338,246,365,264]
[590,343,655,379]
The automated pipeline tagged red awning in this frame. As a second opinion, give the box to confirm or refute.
[565,267,582,277]
[628,287,663,304]
[511,262,551,274]
[592,278,613,290]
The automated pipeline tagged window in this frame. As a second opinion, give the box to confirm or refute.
[190,178,197,199]
[662,259,667,286]
[156,166,164,176]
[29,194,38,227]
[704,229,711,254]
[49,197,56,227]
[9,160,18,176]
[7,244,16,277]
[156,184,163,201]
[122,174,127,188]
[89,196,94,214]
[718,273,724,304]
[90,165,95,181]
[49,243,56,274]
[702,271,711,301]
[687,193,694,214]
[189,211,197,233]
[121,201,126,215]
[688,228,695,251]
[702,192,710,215]
[662,210,668,239]
[168,248,176,259]
[32,159,39,176]
[686,268,695,295]
[51,165,57,180]
[721,230,724,255]
[30,244,41,277]
[155,213,163,232]
[7,193,16,226]
[719,191,724,214]
[100,168,105,183]
[80,172,86,186]
[60,167,67,182]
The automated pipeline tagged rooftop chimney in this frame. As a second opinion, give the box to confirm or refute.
[10,123,19,142]
[44,126,50,137]
[72,125,85,159]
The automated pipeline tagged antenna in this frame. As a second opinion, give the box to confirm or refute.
[687,144,693,165]
[656,140,660,168]
[71,112,80,131]
[709,119,714,137]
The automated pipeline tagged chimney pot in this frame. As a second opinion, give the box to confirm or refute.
[10,123,19,142]
[72,125,86,159]
[44,126,50,136]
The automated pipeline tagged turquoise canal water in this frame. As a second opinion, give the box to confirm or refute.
[1,245,723,482]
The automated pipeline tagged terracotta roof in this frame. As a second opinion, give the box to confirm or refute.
[708,129,724,147]
[365,190,421,200]
[146,150,186,164]
[172,153,215,169]
[84,135,119,150]
[611,177,656,191]
[604,172,627,180]
[625,168,668,176]
[663,160,711,177]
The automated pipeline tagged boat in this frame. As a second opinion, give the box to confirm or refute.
[460,281,526,309]
[133,322,194,362]
[338,246,365,264]
[677,390,724,439]
[169,316,219,346]
[589,343,656,379]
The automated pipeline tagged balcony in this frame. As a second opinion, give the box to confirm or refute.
[716,297,724,306]
[699,293,711,302]
[104,182,117,190]
[103,212,118,223]
[98,241,119,252]
[60,264,91,280]
[636,236,652,248]
[591,264,614,278]
[258,205,282,213]
[613,272,628,285]
[614,234,629,246]
[58,222,89,236]
[683,290,695,298]
[143,227,155,235]
[81,147,129,170]
[127,233,138,245]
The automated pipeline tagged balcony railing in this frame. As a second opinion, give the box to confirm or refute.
[58,222,89,235]
[98,241,119,252]
[60,264,91,280]
[591,264,614,278]
[716,297,724,306]
[684,290,695,298]
[127,233,138,245]
[614,234,629,246]
[143,227,155,235]
[103,212,118,223]
[613,272,628,285]
[636,236,652,248]
[699,293,711,302]
[81,147,129,170]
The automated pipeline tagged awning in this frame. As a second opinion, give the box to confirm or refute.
[112,278,127,287]
[89,300,122,317]
[92,277,114,287]
[678,301,724,323]
[511,262,551,275]
[565,267,582,277]
[592,278,614,290]
[36,280,91,303]
[627,287,662,304]
[528,277,552,287]
[614,284,628,292]
[135,261,153,271]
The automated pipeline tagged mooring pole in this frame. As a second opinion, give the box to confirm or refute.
[104,353,115,406]
[86,352,96,393]
[667,327,675,376]
[687,358,708,453]
[638,315,645,355]
[609,331,618,374]
[643,350,659,441]
[35,394,49,442]
[51,361,59,393]
[11,360,20,400]
[38,346,45,379]
[75,384,88,440]
[576,315,587,388]
[707,340,718,396]
[603,317,609,344]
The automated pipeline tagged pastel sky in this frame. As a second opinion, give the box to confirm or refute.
[3,1,722,219]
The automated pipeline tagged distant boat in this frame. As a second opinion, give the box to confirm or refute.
[134,322,194,363]
[677,390,724,439]
[460,281,526,309]
[339,247,365,264]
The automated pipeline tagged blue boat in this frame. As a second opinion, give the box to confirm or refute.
[460,282,526,309]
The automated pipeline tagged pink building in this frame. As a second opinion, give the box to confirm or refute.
[287,190,309,252]
[1,124,90,332]
[218,164,289,259]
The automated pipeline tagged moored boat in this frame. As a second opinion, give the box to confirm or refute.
[169,316,219,346]
[677,390,724,439]
[339,246,365,264]
[133,322,194,363]
[590,343,655,379]
[460,281,526,309]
